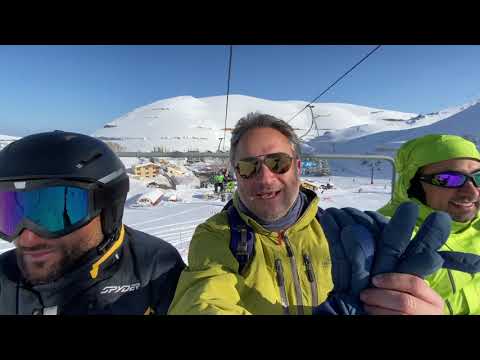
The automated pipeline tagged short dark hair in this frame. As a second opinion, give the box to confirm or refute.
[229,112,301,166]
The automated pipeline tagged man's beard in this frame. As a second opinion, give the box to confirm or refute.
[242,180,300,222]
[17,244,87,285]
[449,198,480,223]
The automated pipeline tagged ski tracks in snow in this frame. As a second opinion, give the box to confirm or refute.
[125,203,223,263]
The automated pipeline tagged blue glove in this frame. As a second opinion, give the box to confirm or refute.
[365,202,450,278]
[313,202,470,315]
[360,203,480,276]
[313,207,376,315]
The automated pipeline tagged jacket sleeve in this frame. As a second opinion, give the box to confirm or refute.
[168,219,252,315]
[151,256,186,315]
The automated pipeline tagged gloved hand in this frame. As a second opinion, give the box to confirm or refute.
[358,202,480,276]
[313,201,480,315]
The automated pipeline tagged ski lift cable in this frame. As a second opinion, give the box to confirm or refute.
[287,45,382,124]
[222,45,233,152]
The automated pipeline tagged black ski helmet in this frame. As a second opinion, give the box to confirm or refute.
[0,130,129,241]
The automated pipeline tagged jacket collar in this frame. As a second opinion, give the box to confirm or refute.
[232,188,319,235]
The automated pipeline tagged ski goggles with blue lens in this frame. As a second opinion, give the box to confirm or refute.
[418,170,480,189]
[0,179,102,242]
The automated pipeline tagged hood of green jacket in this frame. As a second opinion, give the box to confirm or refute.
[378,134,480,233]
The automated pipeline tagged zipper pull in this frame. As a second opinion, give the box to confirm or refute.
[303,254,315,282]
[283,234,293,257]
[274,259,285,287]
[274,258,290,314]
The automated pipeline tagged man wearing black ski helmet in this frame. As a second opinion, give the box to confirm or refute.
[0,131,185,315]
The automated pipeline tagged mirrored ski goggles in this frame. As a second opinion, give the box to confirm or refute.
[418,170,480,189]
[0,180,100,241]
[235,152,294,179]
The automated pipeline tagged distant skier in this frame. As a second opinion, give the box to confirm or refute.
[226,179,236,193]
[214,172,225,193]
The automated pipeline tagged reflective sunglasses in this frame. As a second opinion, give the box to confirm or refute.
[235,152,294,179]
[0,179,101,241]
[418,170,480,189]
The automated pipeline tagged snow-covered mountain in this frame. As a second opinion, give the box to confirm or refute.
[308,99,480,157]
[5,94,478,177]
[93,95,426,153]
[303,99,480,179]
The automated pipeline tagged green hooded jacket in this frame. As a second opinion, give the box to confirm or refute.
[378,134,480,314]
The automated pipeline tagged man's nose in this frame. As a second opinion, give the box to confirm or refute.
[256,162,277,182]
[459,178,480,195]
[16,229,47,248]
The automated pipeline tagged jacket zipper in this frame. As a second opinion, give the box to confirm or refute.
[303,254,318,307]
[445,299,454,315]
[282,233,304,315]
[447,269,457,294]
[274,259,290,315]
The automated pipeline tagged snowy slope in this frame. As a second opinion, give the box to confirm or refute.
[305,100,480,179]
[93,95,420,152]
[309,100,480,157]
[0,134,18,140]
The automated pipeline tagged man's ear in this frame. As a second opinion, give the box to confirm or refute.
[407,176,427,205]
[296,158,302,175]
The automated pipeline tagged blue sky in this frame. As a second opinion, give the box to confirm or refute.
[1,45,480,137]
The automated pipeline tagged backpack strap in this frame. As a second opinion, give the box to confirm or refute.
[315,206,325,221]
[224,200,255,275]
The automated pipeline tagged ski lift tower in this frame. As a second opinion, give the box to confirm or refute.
[306,105,330,138]
[218,128,233,153]
[306,105,320,137]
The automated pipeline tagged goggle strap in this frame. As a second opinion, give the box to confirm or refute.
[93,176,129,210]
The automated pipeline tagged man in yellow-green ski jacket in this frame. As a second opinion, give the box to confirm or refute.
[379,134,480,314]
[168,113,446,315]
